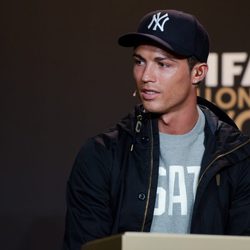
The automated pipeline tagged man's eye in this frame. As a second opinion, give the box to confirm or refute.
[158,62,170,67]
[134,58,143,65]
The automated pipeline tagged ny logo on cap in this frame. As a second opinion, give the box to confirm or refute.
[147,12,169,32]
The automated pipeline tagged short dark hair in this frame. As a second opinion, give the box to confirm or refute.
[187,56,200,71]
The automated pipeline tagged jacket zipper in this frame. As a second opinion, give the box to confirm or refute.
[197,138,250,187]
[141,118,154,231]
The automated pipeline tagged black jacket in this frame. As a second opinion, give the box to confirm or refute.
[63,97,250,250]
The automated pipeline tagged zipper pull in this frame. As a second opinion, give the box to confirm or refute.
[130,115,143,152]
[216,174,220,186]
[135,115,143,133]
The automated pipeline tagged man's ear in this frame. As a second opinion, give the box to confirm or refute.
[191,63,208,85]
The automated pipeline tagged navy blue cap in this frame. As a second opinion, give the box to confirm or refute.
[118,10,210,62]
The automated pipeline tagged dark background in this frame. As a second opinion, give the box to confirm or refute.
[1,1,250,249]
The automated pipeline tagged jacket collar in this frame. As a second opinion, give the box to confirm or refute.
[120,96,239,138]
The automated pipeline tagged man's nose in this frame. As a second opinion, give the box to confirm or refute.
[142,65,156,83]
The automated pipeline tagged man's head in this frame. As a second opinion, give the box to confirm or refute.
[118,10,209,117]
[118,9,210,63]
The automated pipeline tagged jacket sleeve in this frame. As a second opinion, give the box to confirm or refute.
[63,137,114,250]
[227,158,250,235]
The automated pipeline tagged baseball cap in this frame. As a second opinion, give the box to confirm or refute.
[118,9,210,62]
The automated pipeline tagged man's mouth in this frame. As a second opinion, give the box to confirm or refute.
[141,89,160,100]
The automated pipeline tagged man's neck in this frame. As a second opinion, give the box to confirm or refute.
[158,105,199,135]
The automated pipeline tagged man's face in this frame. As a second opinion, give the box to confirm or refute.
[133,44,195,114]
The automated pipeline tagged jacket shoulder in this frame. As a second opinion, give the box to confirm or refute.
[198,96,238,129]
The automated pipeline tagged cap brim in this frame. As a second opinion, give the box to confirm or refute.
[118,33,191,58]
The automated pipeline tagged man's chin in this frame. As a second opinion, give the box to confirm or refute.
[142,103,163,114]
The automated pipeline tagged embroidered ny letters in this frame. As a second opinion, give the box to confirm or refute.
[147,12,170,32]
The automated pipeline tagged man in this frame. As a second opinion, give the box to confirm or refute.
[63,9,250,250]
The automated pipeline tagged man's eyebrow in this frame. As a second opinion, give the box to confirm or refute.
[155,56,178,62]
[133,53,144,59]
[133,52,177,62]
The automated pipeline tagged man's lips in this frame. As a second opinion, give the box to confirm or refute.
[140,88,160,100]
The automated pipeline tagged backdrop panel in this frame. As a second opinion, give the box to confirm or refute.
[1,1,249,249]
